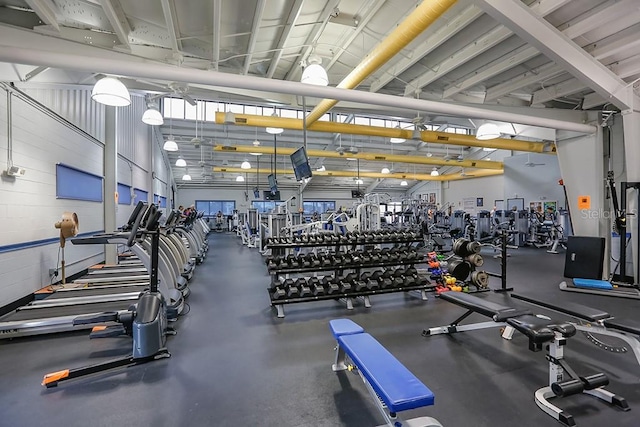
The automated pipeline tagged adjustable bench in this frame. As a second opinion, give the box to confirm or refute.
[329,319,442,427]
[512,293,640,370]
[424,292,629,426]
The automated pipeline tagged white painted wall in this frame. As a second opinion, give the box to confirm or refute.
[503,153,565,209]
[0,86,168,307]
[441,175,504,214]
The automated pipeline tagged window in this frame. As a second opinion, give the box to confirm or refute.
[163,98,185,119]
[251,201,277,213]
[302,201,336,215]
[195,200,236,216]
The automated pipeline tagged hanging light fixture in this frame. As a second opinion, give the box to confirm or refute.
[163,137,178,152]
[224,111,236,124]
[240,160,251,169]
[430,167,439,177]
[163,102,178,151]
[390,123,405,143]
[400,180,408,186]
[141,101,163,125]
[91,76,131,107]
[265,110,283,134]
[301,54,328,86]
[355,178,364,185]
[381,167,390,174]
[182,171,192,181]
[175,157,187,167]
[476,123,500,140]
[236,175,245,182]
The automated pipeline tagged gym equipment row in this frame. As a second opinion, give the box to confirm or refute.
[329,319,442,427]
[423,292,630,426]
[265,229,422,248]
[265,247,421,273]
[269,267,431,318]
[0,203,210,339]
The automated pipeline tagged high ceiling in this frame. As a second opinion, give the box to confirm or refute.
[0,0,637,190]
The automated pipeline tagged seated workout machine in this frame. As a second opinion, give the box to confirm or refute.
[423,292,629,426]
[42,204,172,388]
[330,319,442,427]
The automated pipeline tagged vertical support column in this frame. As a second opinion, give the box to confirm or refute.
[148,129,155,205]
[103,107,117,265]
[622,110,640,283]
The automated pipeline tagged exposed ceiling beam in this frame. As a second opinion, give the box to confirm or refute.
[476,0,636,110]
[160,0,182,53]
[324,0,386,71]
[416,0,571,98]
[366,178,384,193]
[370,4,481,93]
[212,0,222,70]
[242,0,266,75]
[266,0,305,79]
[531,78,585,105]
[404,25,512,97]
[283,0,340,81]
[99,0,131,49]
[485,62,563,102]
[25,0,59,31]
[21,65,49,81]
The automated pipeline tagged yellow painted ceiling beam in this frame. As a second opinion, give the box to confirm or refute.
[214,144,503,170]
[213,166,503,182]
[215,112,552,153]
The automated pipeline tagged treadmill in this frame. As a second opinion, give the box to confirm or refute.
[0,202,184,339]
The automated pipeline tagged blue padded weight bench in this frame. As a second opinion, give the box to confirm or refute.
[329,319,442,427]
[424,293,629,426]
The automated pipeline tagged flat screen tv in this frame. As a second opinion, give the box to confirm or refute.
[351,190,364,199]
[267,173,278,194]
[263,190,281,201]
[290,146,312,181]
[253,187,260,199]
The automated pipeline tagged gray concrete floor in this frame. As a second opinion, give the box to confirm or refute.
[0,233,638,427]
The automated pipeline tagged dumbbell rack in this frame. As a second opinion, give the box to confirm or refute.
[265,231,432,318]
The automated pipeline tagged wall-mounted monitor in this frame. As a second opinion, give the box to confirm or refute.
[267,173,278,194]
[263,190,281,201]
[253,187,260,199]
[351,190,364,199]
[290,146,312,182]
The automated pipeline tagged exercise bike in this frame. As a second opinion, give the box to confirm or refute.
[42,203,172,388]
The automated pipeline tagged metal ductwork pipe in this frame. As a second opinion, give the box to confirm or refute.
[213,166,503,181]
[215,112,551,153]
[213,144,503,170]
[305,0,458,125]
[0,42,597,133]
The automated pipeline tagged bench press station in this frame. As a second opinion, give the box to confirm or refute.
[329,319,442,427]
[423,292,629,426]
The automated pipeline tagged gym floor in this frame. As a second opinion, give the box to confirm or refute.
[0,233,638,427]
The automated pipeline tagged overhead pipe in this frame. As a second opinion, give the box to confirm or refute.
[213,166,503,182]
[215,112,551,153]
[305,0,458,125]
[213,144,503,170]
[0,45,597,133]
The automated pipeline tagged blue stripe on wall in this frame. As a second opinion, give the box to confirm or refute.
[0,230,105,254]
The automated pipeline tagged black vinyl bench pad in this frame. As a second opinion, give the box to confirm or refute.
[438,291,531,321]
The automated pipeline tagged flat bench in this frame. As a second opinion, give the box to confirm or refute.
[424,292,629,426]
[329,319,442,427]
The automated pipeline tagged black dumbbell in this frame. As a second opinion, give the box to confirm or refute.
[305,253,321,268]
[323,276,340,295]
[360,272,380,291]
[319,254,332,267]
[308,277,325,296]
[285,254,299,268]
[297,278,312,297]
[338,275,354,293]
[271,287,285,300]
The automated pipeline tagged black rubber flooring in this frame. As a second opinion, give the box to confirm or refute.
[0,233,638,427]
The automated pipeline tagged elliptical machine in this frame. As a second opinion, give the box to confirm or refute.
[42,203,172,388]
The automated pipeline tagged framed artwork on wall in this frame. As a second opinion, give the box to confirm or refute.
[476,197,484,207]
